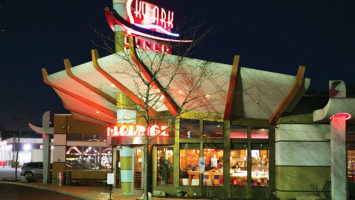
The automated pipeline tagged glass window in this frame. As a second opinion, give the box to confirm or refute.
[84,134,101,142]
[180,119,200,138]
[348,150,355,182]
[251,128,269,139]
[204,121,223,139]
[101,147,112,169]
[157,147,173,186]
[230,126,247,139]
[251,144,269,186]
[67,134,82,141]
[230,144,248,186]
[180,143,200,186]
[67,134,106,141]
[203,144,223,186]
[65,146,112,170]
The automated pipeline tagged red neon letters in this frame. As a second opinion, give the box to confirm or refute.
[127,0,174,33]
[107,124,169,137]
[124,34,172,54]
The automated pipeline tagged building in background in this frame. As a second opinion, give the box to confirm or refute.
[0,137,53,167]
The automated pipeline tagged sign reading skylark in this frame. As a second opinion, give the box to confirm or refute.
[105,0,192,54]
[126,0,176,35]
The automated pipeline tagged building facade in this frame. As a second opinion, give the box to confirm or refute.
[39,0,355,199]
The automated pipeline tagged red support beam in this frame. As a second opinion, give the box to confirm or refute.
[91,49,158,116]
[224,55,240,120]
[268,65,306,125]
[128,37,180,116]
[64,59,116,106]
[62,103,116,125]
[41,68,117,119]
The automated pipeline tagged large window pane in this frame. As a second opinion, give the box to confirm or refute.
[101,147,112,169]
[180,119,200,138]
[67,134,82,141]
[67,134,107,141]
[203,144,223,186]
[157,147,173,186]
[65,146,111,170]
[204,121,223,139]
[230,126,247,139]
[230,144,248,186]
[251,144,269,186]
[251,128,269,139]
[134,148,143,188]
[180,144,200,186]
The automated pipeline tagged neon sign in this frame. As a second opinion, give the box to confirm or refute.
[107,124,169,137]
[126,0,176,36]
[105,0,192,55]
[124,34,171,54]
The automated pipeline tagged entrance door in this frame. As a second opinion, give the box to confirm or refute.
[133,147,143,189]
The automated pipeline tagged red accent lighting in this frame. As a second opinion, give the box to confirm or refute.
[330,113,351,120]
[107,124,169,137]
[126,0,175,34]
[104,8,192,43]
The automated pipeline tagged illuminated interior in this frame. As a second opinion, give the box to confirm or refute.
[157,147,173,186]
[251,128,269,139]
[230,149,247,186]
[251,149,269,186]
[203,146,223,186]
[180,144,199,186]
[65,146,112,170]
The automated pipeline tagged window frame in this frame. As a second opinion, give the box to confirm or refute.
[230,126,271,188]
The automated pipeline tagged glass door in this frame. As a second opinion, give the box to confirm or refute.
[133,147,143,189]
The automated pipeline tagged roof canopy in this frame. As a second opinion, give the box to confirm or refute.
[43,49,309,126]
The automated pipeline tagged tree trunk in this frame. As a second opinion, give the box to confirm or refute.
[143,136,149,200]
[14,129,22,181]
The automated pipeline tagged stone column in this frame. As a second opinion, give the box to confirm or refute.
[113,0,127,52]
[330,113,349,200]
[117,92,136,195]
[120,146,133,195]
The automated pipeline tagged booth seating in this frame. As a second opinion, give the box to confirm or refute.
[70,170,109,185]
[203,170,223,186]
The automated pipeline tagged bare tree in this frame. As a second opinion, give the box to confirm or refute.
[8,106,34,181]
[93,20,226,199]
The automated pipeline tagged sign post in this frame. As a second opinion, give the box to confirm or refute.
[199,157,205,173]
[107,173,115,200]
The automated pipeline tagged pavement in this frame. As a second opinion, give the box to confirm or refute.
[0,181,209,200]
[0,167,209,200]
[0,166,25,181]
[0,183,82,200]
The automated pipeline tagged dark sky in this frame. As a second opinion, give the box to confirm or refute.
[1,0,355,129]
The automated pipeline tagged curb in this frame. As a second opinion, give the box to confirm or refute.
[0,181,92,200]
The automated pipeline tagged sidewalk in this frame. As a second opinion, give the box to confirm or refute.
[24,182,141,200]
[0,181,209,200]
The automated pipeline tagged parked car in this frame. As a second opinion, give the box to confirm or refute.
[20,162,43,182]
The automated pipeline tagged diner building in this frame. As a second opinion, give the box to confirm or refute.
[40,47,355,199]
[37,1,355,199]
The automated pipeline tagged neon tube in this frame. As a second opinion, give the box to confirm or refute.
[134,23,179,37]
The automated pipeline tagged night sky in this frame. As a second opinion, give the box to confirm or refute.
[1,0,355,129]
